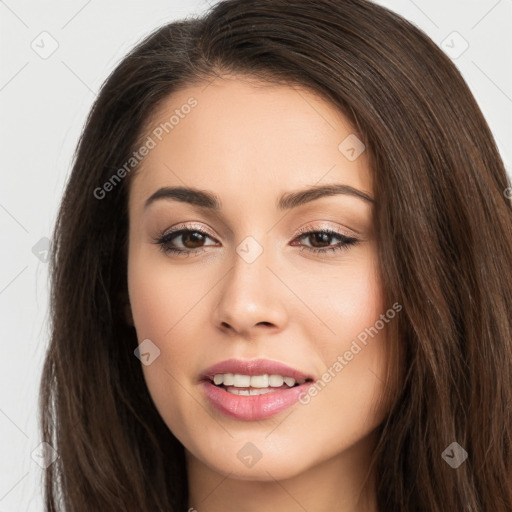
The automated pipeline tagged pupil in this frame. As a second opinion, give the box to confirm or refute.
[310,233,330,248]
[184,232,204,248]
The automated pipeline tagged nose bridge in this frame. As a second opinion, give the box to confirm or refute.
[224,235,273,309]
[232,236,269,295]
[212,234,288,335]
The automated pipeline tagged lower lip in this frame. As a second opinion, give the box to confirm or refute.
[201,380,313,421]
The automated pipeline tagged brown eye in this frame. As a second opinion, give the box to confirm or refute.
[154,228,218,256]
[307,232,334,248]
[292,228,359,255]
[180,231,207,249]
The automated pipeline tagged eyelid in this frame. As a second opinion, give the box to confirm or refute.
[160,222,218,240]
[295,221,363,241]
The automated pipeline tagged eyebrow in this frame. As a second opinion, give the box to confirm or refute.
[144,183,375,211]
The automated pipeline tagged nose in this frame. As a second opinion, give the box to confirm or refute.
[212,247,288,339]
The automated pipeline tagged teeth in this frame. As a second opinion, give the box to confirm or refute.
[283,377,296,387]
[211,373,306,388]
[269,375,284,387]
[250,374,269,388]
[233,374,251,387]
[226,387,276,396]
[223,373,234,386]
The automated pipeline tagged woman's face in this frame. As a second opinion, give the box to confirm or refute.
[127,75,393,482]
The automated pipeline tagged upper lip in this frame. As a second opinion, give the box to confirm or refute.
[201,358,315,382]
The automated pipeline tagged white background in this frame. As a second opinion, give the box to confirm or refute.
[0,0,511,510]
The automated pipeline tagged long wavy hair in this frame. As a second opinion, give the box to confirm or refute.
[39,0,512,510]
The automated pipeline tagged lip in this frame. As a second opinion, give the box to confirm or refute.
[200,358,315,421]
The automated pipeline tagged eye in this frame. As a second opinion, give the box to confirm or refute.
[291,227,359,255]
[153,226,218,256]
[152,225,360,257]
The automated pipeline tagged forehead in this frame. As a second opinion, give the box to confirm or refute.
[129,76,372,208]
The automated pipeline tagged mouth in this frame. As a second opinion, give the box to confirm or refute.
[199,359,316,420]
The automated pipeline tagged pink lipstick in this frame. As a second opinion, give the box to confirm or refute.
[200,358,315,421]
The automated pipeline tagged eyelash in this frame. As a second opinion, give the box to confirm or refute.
[153,224,359,257]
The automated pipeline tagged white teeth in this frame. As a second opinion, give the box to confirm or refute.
[226,387,276,396]
[283,377,296,387]
[211,373,304,388]
[250,375,269,388]
[233,374,251,387]
[223,373,234,386]
[268,375,284,387]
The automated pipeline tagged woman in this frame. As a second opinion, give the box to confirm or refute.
[39,0,512,510]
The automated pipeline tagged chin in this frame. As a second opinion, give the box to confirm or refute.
[188,437,315,482]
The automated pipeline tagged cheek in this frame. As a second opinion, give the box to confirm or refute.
[336,261,388,378]
[299,255,390,423]
[335,261,384,341]
[126,247,209,414]
[299,252,384,347]
[127,257,193,439]
[127,247,207,337]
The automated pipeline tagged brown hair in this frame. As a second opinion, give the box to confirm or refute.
[39,0,512,510]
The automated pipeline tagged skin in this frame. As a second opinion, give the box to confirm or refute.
[126,75,393,511]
